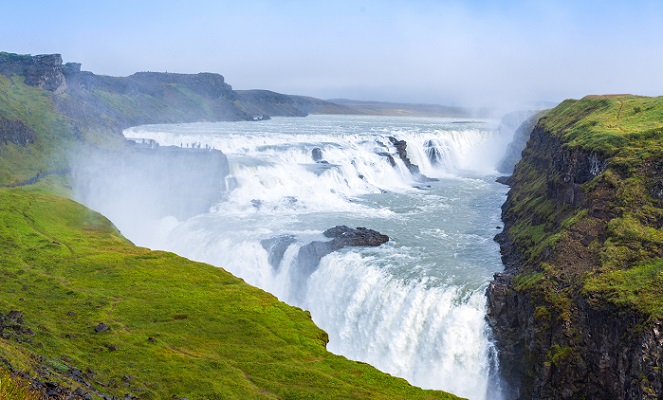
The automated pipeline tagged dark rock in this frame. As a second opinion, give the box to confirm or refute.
[94,323,109,333]
[6,310,23,323]
[387,136,438,182]
[296,226,389,276]
[496,176,511,185]
[261,235,297,271]
[147,336,157,343]
[311,147,324,162]
[107,345,118,351]
[251,199,263,209]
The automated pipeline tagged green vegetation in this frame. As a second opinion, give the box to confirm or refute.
[585,260,663,320]
[539,95,663,154]
[0,184,457,399]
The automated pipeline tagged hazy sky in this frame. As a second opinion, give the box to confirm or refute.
[3,0,662,107]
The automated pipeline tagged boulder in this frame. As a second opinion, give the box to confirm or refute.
[311,147,323,162]
[296,226,389,276]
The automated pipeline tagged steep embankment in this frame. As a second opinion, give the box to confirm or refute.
[0,52,460,398]
[488,95,663,399]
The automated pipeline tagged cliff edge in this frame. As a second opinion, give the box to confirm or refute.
[488,95,663,399]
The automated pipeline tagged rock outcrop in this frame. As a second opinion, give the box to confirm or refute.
[261,235,297,271]
[387,136,437,182]
[297,226,389,276]
[487,96,663,399]
[0,53,67,93]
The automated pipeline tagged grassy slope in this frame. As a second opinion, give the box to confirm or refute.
[0,71,459,398]
[507,95,663,321]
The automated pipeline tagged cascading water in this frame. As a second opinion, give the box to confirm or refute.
[75,115,513,400]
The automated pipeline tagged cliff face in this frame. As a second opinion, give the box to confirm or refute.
[488,96,663,399]
[0,53,67,93]
[0,52,264,148]
[236,89,309,117]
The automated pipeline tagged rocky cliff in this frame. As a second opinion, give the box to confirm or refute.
[488,95,663,399]
[0,52,266,146]
[0,53,67,93]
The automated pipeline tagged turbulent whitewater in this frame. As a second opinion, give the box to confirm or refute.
[75,115,512,400]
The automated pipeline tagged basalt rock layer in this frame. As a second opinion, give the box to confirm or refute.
[487,95,663,399]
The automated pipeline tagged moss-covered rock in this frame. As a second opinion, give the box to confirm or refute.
[488,95,663,399]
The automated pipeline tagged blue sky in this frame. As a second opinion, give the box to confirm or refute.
[3,1,662,107]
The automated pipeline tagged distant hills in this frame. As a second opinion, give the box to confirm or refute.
[237,90,474,118]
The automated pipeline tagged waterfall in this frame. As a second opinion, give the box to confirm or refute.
[73,115,509,400]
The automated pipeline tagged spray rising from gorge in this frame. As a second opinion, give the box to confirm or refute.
[71,114,520,400]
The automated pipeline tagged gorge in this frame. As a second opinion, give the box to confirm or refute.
[0,52,661,400]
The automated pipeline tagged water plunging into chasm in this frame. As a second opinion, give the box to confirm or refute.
[73,115,513,400]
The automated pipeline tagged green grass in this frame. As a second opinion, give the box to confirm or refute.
[539,95,663,154]
[0,186,458,399]
[584,260,663,320]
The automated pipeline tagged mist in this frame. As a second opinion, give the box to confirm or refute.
[69,143,230,246]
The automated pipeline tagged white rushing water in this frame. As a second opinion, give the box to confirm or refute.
[77,115,512,400]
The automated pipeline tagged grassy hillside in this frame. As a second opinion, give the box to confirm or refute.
[0,182,458,399]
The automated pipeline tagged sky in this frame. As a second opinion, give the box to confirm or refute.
[3,0,663,107]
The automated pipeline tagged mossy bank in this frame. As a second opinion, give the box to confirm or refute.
[488,95,663,399]
[0,52,460,399]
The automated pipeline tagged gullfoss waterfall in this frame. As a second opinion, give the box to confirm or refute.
[74,115,511,400]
